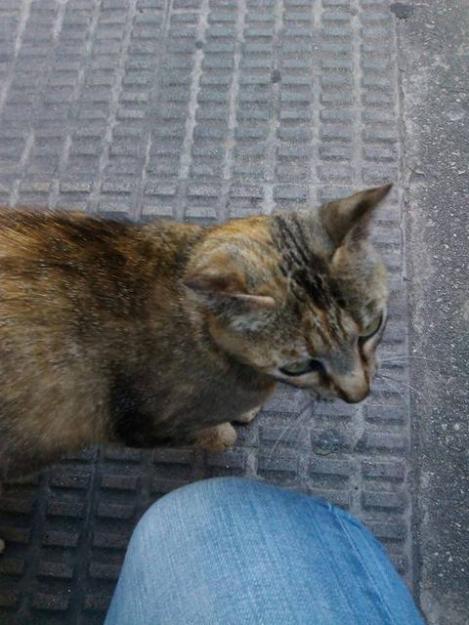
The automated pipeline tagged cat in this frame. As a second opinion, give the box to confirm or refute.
[0,184,391,552]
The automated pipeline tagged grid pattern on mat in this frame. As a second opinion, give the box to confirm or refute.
[0,1,410,623]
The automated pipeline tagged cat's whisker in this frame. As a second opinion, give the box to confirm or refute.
[379,355,465,375]
[378,358,446,374]
[376,372,434,408]
[266,399,314,463]
[266,412,303,463]
[375,375,415,404]
[379,353,463,369]
[379,355,431,365]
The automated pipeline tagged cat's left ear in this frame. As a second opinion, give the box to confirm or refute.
[320,184,392,247]
[184,253,276,309]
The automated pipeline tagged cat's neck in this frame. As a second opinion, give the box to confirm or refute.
[182,297,274,394]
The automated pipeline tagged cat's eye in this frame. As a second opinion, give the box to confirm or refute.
[279,359,325,377]
[359,313,384,341]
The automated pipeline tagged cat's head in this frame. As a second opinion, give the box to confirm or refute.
[184,185,391,404]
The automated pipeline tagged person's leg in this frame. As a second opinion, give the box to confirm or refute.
[105,477,425,625]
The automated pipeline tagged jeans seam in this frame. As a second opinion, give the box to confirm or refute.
[306,503,365,624]
[334,510,402,625]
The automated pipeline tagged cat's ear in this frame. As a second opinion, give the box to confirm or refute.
[184,258,276,309]
[320,184,392,247]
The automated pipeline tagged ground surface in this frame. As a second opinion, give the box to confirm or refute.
[0,1,466,624]
[399,2,469,624]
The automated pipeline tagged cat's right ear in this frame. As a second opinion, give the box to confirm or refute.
[320,184,392,247]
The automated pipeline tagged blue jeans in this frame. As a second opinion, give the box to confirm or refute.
[105,478,425,625]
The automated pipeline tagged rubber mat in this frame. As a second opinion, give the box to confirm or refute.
[0,1,410,623]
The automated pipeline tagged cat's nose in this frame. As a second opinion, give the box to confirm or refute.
[340,385,369,403]
[333,372,369,404]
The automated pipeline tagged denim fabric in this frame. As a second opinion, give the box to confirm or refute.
[105,477,425,625]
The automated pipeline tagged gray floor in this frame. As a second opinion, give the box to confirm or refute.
[400,2,469,624]
[0,1,466,624]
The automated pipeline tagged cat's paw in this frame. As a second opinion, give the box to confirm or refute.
[234,405,262,425]
[196,423,237,452]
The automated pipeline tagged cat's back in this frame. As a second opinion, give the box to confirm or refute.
[0,209,134,320]
[0,208,203,329]
[0,208,201,272]
[0,208,131,263]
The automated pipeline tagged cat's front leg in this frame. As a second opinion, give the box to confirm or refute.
[195,423,237,452]
[234,404,263,425]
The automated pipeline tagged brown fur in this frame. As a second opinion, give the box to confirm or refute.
[0,186,391,540]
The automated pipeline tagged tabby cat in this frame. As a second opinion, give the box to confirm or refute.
[0,184,391,551]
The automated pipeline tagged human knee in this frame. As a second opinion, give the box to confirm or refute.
[131,478,254,542]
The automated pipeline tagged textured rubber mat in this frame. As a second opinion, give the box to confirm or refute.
[0,1,410,623]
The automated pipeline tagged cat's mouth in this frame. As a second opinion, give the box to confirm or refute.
[308,387,337,403]
[274,375,335,402]
[314,393,335,403]
[275,376,364,405]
